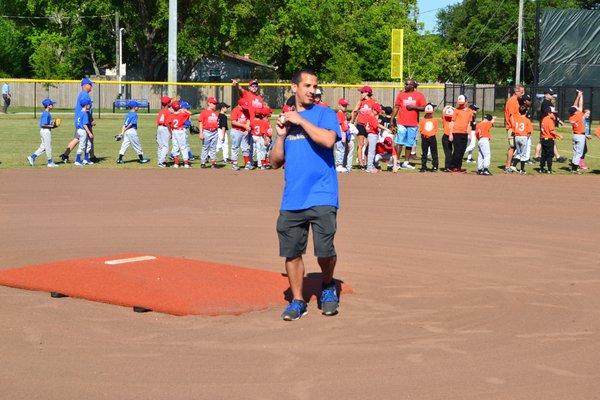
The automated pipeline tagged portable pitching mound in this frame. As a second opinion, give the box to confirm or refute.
[0,254,352,316]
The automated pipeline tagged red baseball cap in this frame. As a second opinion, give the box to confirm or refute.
[171,100,181,110]
[338,98,349,107]
[373,103,382,113]
[160,96,171,106]
[249,79,259,86]
[262,106,273,115]
[358,86,373,94]
[207,97,218,104]
[238,99,250,109]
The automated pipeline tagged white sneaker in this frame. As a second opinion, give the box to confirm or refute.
[74,161,83,166]
[47,162,59,168]
[173,163,179,168]
[336,165,347,173]
[509,166,518,172]
[466,159,475,163]
[401,162,415,170]
[27,156,34,166]
[184,164,190,169]
[82,159,94,165]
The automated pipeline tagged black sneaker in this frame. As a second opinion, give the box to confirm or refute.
[138,158,150,164]
[60,154,69,163]
[320,282,339,316]
[419,168,427,173]
[533,157,541,162]
[116,158,124,164]
[556,156,567,163]
[281,299,308,321]
[538,168,547,174]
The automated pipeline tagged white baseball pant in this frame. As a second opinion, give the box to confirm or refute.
[200,129,219,163]
[119,128,143,156]
[252,135,266,164]
[217,128,230,160]
[513,136,529,161]
[572,134,586,166]
[33,128,53,161]
[477,138,491,170]
[156,125,170,164]
[171,129,189,161]
[465,131,477,159]
[76,128,91,155]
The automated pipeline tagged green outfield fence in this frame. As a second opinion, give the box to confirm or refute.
[0,78,445,118]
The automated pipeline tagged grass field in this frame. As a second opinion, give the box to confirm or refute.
[0,111,598,173]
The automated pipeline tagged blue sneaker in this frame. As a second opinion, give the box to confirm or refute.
[281,299,307,321]
[320,282,339,316]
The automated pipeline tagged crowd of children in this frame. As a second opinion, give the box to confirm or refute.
[26,79,600,173]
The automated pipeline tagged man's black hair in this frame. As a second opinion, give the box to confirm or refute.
[291,68,317,85]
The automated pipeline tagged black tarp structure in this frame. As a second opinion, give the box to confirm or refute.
[539,8,600,87]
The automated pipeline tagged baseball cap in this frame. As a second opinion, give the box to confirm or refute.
[443,106,454,116]
[181,101,191,109]
[238,99,250,109]
[544,88,555,95]
[358,85,373,94]
[79,98,92,107]
[127,100,139,108]
[249,79,259,86]
[569,106,578,115]
[383,106,393,115]
[383,136,392,145]
[373,103,382,113]
[207,97,218,104]
[41,98,56,107]
[484,114,493,121]
[217,102,230,109]
[338,98,349,107]
[160,96,172,106]
[457,95,466,104]
[424,104,434,114]
[315,88,323,96]
[81,78,94,86]
[469,103,480,111]
[171,100,181,110]
[405,79,419,87]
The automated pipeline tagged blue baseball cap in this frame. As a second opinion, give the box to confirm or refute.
[127,100,139,108]
[79,98,92,107]
[41,98,56,107]
[81,78,94,86]
[181,101,190,109]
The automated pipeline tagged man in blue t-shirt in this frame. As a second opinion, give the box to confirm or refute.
[270,68,342,321]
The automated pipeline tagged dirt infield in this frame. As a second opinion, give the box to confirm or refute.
[1,169,599,399]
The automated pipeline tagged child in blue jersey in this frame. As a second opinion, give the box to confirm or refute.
[74,99,94,166]
[116,101,150,164]
[27,98,59,167]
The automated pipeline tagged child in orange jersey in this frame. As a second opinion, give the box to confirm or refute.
[568,90,586,174]
[539,109,563,174]
[441,106,454,172]
[476,114,495,175]
[510,105,533,174]
[418,104,439,172]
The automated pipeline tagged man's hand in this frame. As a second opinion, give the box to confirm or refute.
[275,123,287,138]
[405,104,414,111]
[283,111,303,125]
[91,119,97,127]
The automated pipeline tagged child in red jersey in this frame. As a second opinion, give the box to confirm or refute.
[374,136,396,171]
[250,107,273,169]
[365,104,386,173]
[352,86,379,168]
[198,97,220,168]
[230,99,253,170]
[169,101,191,168]
[156,96,171,167]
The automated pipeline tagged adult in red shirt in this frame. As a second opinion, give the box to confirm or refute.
[230,98,253,170]
[232,78,265,118]
[390,79,426,171]
[351,85,379,168]
[198,97,220,168]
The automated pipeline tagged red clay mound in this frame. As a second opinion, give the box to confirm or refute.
[0,254,352,316]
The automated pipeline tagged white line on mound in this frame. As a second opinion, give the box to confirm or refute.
[105,255,157,265]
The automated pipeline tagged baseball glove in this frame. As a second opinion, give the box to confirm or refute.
[190,125,200,134]
[53,118,62,128]
[114,133,123,141]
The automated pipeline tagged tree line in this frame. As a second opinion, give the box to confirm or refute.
[0,0,597,84]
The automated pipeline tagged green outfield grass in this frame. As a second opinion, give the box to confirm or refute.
[0,111,598,174]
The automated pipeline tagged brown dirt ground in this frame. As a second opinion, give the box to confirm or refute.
[1,169,600,400]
